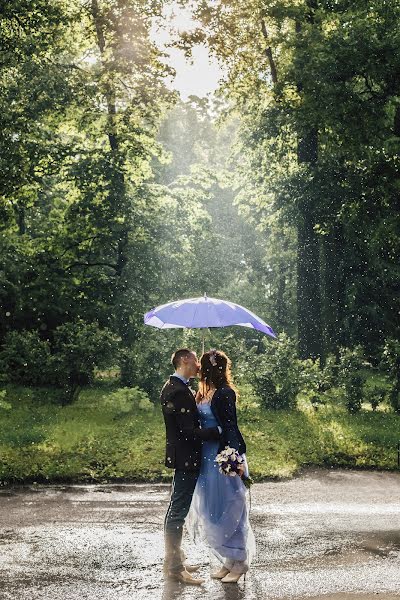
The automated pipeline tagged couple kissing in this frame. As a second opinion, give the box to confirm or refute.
[160,347,256,585]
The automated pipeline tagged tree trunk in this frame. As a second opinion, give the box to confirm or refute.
[295,13,323,361]
[13,202,26,235]
[296,205,322,360]
[90,0,134,384]
[320,224,347,360]
[295,126,322,360]
[276,261,286,329]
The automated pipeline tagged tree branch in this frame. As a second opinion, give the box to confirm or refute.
[261,20,278,86]
[65,261,118,271]
[58,235,103,258]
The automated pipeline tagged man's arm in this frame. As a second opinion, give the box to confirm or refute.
[194,424,220,441]
[162,389,220,443]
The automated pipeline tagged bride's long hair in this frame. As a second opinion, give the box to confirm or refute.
[199,349,239,398]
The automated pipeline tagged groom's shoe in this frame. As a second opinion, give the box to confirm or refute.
[163,563,200,574]
[167,569,205,585]
[184,563,201,573]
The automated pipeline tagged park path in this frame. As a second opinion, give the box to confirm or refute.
[0,467,399,600]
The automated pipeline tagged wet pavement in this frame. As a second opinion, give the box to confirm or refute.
[0,467,399,600]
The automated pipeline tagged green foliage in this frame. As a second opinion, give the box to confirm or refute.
[0,389,11,411]
[336,346,369,414]
[51,320,119,387]
[234,382,260,412]
[251,333,302,410]
[250,335,343,412]
[0,382,399,484]
[365,387,387,412]
[118,338,168,401]
[299,357,329,412]
[1,0,399,411]
[0,383,165,484]
[106,387,153,414]
[380,338,400,413]
[0,330,53,386]
[183,0,400,361]
[0,321,119,404]
[0,0,177,387]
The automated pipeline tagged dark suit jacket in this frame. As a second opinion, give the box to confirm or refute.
[210,385,246,455]
[160,375,220,470]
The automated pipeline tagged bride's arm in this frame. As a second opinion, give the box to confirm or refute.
[217,388,241,451]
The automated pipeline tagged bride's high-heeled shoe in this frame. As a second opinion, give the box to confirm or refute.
[221,571,247,583]
[211,566,230,579]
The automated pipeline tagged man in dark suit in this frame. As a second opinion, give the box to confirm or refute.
[161,348,221,585]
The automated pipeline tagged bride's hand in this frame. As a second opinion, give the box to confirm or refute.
[195,390,203,403]
[237,464,245,478]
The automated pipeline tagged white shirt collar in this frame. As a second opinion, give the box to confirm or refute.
[172,371,189,384]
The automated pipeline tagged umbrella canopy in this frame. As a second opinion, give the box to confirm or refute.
[144,293,277,339]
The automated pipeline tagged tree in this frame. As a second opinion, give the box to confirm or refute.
[174,0,400,361]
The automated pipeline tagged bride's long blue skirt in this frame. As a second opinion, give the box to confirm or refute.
[186,402,256,569]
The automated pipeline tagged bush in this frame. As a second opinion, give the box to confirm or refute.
[248,339,385,415]
[0,389,11,411]
[380,338,400,413]
[251,333,303,410]
[118,328,174,402]
[365,386,386,412]
[105,386,153,414]
[51,320,119,404]
[0,330,53,386]
[336,346,369,413]
[300,357,328,411]
[0,321,119,404]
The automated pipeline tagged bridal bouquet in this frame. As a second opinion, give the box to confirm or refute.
[215,446,253,489]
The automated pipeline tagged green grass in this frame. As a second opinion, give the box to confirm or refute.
[0,382,399,484]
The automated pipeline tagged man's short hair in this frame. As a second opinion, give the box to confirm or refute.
[171,348,194,369]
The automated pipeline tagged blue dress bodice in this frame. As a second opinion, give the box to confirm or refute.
[197,401,218,429]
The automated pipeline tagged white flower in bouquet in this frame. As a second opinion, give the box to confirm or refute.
[214,445,253,488]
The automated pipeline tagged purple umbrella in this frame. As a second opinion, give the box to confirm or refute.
[144,293,277,352]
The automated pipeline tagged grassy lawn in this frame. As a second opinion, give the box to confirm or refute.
[0,381,399,484]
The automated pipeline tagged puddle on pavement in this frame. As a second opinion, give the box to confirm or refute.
[0,529,22,544]
[253,530,400,572]
[359,531,400,558]
[319,530,400,566]
[305,596,400,600]
[1,478,400,600]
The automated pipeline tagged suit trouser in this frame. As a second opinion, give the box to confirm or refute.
[163,469,199,574]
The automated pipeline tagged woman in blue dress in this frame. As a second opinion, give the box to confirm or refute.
[186,348,256,583]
